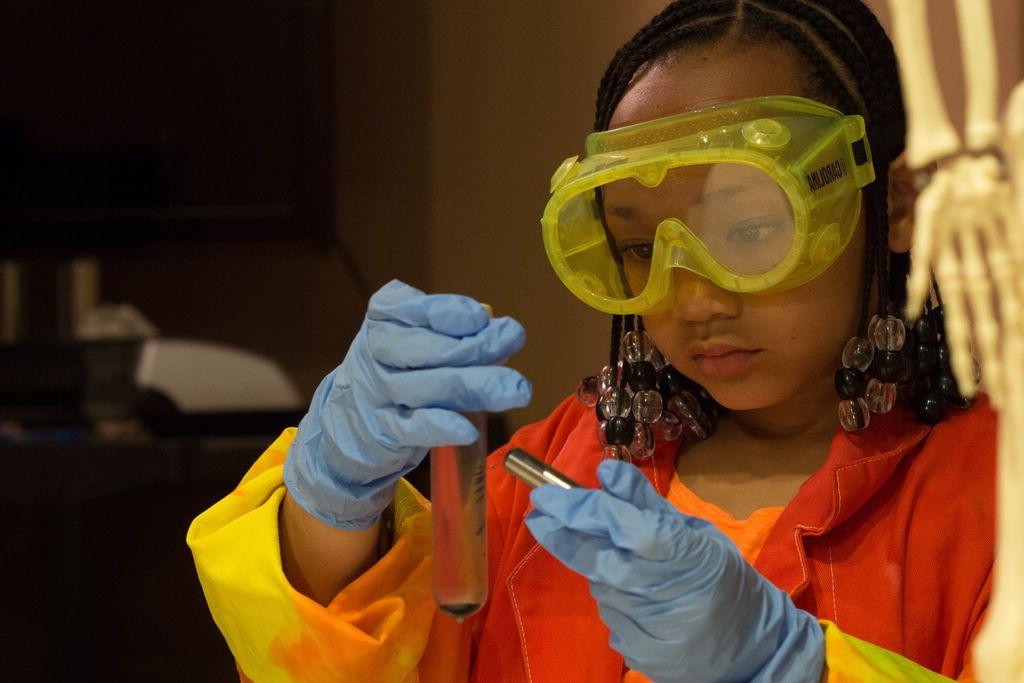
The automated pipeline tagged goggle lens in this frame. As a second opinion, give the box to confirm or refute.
[555,162,796,301]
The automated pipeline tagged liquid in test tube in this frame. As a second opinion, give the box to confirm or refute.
[431,411,488,621]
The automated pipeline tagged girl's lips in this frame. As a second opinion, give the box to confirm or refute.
[692,349,762,378]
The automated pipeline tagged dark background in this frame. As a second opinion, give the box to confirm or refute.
[3,0,1008,681]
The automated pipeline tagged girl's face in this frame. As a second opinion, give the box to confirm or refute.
[610,42,867,413]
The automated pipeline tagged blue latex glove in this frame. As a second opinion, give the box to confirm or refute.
[525,460,824,683]
[284,279,531,530]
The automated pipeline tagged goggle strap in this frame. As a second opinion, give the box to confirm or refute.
[852,137,869,167]
[867,121,907,165]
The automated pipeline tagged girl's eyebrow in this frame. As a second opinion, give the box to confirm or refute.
[608,183,747,219]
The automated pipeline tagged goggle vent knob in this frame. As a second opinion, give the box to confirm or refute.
[742,119,791,150]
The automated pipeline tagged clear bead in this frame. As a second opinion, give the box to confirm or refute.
[868,314,883,342]
[653,411,683,441]
[842,337,875,371]
[667,391,700,420]
[629,423,655,459]
[602,445,631,462]
[575,375,599,407]
[871,316,906,352]
[597,420,608,446]
[599,386,631,420]
[623,330,653,364]
[649,347,667,371]
[865,378,896,413]
[631,389,664,424]
[838,397,871,431]
[598,364,616,394]
[680,414,711,441]
[696,413,712,437]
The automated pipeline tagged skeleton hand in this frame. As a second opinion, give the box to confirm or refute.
[889,1,1024,680]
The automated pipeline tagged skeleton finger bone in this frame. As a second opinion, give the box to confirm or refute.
[933,233,978,399]
[958,207,1003,406]
[905,172,949,320]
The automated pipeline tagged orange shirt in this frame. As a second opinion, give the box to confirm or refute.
[623,474,785,683]
[665,473,784,560]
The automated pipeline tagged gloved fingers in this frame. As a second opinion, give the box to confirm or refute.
[370,405,481,449]
[599,602,698,683]
[588,546,697,592]
[597,459,736,542]
[561,539,701,596]
[594,581,706,635]
[529,484,676,561]
[526,502,682,587]
[367,316,526,369]
[593,600,667,664]
[376,365,532,412]
[596,459,677,514]
[367,280,490,338]
[525,509,605,579]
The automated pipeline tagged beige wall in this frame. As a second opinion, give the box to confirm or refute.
[100,1,1022,433]
[865,0,1022,128]
[427,1,669,429]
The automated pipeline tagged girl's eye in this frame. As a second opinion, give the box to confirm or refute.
[617,242,654,260]
[727,222,780,244]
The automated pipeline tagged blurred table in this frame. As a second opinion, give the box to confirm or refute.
[0,434,269,682]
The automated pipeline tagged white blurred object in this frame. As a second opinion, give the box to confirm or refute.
[888,1,1024,680]
[135,338,302,414]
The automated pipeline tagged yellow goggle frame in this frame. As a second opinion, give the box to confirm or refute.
[541,96,876,315]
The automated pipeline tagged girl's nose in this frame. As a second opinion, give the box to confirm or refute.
[666,268,742,322]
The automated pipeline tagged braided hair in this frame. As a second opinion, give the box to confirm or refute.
[598,0,940,420]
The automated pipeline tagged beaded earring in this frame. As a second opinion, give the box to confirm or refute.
[835,296,975,431]
[575,317,719,462]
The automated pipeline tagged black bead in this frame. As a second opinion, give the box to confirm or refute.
[903,325,916,348]
[914,315,939,344]
[834,367,866,399]
[605,416,635,445]
[871,349,906,382]
[912,374,932,394]
[694,387,719,421]
[915,343,939,375]
[914,390,947,425]
[933,306,945,330]
[658,365,689,400]
[950,392,972,409]
[936,344,950,368]
[629,361,658,391]
[932,369,958,397]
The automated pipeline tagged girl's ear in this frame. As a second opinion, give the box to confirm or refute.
[886,151,931,254]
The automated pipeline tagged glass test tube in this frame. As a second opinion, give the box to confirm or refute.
[431,411,488,621]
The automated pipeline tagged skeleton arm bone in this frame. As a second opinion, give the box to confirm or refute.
[953,0,1000,150]
[889,0,961,169]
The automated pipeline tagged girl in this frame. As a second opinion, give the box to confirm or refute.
[188,1,995,681]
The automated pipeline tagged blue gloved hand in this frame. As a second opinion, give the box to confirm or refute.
[525,460,824,683]
[284,279,531,530]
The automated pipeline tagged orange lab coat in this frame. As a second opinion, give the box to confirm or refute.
[189,394,995,681]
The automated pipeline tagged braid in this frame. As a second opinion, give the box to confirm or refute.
[596,0,907,350]
[595,1,740,131]
[609,314,623,370]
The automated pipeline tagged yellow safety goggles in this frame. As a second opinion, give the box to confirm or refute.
[541,96,876,315]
